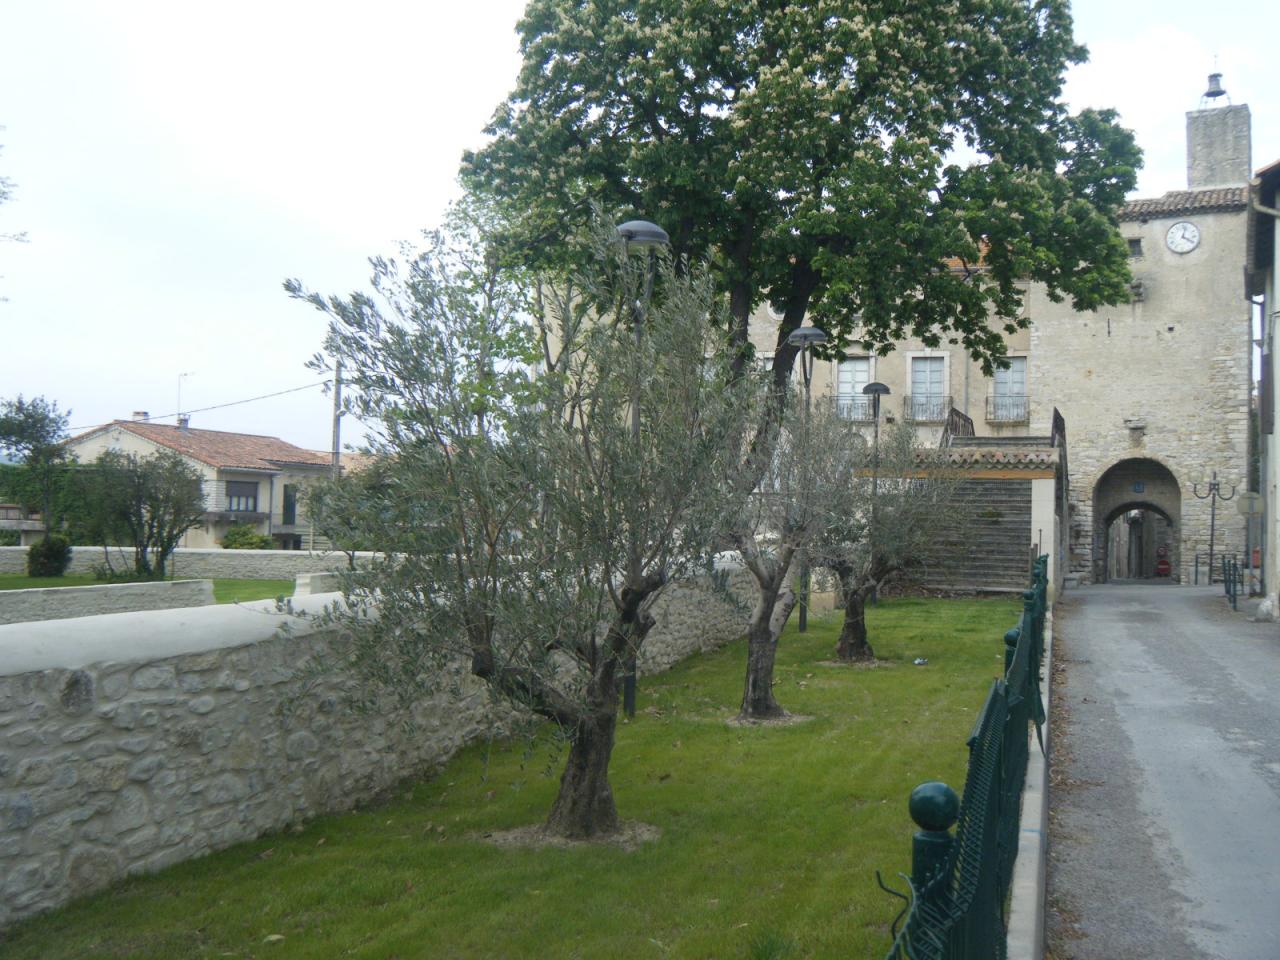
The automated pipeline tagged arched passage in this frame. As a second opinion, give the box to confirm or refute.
[1093,458,1181,583]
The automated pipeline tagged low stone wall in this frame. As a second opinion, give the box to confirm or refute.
[0,580,214,625]
[0,566,755,928]
[0,547,375,580]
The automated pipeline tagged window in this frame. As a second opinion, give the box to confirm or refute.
[908,356,947,421]
[1127,238,1143,258]
[283,484,298,525]
[226,480,258,513]
[835,357,872,420]
[988,357,1029,422]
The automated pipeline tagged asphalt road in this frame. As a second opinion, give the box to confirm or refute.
[1046,583,1280,960]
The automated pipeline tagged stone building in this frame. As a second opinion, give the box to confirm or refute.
[1029,96,1251,584]
[751,81,1253,587]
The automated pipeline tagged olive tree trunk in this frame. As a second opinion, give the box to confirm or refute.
[835,585,874,661]
[544,703,620,838]
[739,582,797,720]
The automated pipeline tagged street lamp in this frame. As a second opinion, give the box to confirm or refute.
[786,325,829,632]
[615,219,669,718]
[1192,471,1236,584]
[863,382,891,604]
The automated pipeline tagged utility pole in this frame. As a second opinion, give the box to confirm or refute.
[331,361,343,480]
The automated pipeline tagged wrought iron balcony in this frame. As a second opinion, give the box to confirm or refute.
[832,395,875,421]
[985,394,1030,423]
[903,394,951,423]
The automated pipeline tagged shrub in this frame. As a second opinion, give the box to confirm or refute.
[220,524,273,550]
[27,534,72,576]
[0,530,19,546]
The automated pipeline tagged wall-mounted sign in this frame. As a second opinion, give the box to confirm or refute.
[1132,481,1145,493]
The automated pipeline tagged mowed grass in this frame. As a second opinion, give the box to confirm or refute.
[0,574,294,604]
[2,598,1017,960]
[208,579,296,604]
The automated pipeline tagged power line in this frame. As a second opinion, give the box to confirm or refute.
[67,380,332,433]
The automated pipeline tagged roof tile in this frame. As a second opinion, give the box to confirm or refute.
[1119,187,1248,221]
[74,421,331,471]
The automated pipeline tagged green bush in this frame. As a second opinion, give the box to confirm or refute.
[220,524,273,550]
[0,530,19,546]
[27,534,72,577]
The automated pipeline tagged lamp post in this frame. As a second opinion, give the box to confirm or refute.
[1193,470,1236,583]
[615,219,669,718]
[786,326,828,632]
[863,382,891,604]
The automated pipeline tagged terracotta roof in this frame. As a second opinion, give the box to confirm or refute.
[1119,187,1248,221]
[939,447,1059,470]
[72,421,331,471]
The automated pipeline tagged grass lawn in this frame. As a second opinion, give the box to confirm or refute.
[0,574,294,604]
[1,597,1017,960]
[208,579,296,605]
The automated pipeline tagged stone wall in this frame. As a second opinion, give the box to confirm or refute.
[0,566,755,927]
[640,566,756,675]
[0,580,214,625]
[0,546,375,580]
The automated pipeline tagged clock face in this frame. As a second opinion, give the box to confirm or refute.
[1166,220,1200,254]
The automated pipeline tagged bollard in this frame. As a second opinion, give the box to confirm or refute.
[909,781,960,907]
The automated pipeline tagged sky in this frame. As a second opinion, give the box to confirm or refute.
[0,0,1275,452]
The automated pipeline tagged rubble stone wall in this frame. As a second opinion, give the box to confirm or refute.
[0,565,755,927]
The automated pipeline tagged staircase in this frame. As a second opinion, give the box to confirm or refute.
[923,478,1034,592]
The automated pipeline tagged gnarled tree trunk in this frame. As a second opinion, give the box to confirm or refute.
[542,592,656,839]
[544,705,620,838]
[739,583,797,720]
[833,562,887,662]
[835,584,874,661]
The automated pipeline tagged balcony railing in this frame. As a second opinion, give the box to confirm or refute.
[985,394,1030,423]
[832,395,875,421]
[903,394,951,423]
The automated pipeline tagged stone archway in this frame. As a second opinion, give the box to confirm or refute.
[1092,458,1181,583]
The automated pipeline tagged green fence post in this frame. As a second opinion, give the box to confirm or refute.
[909,781,959,906]
[1004,625,1020,676]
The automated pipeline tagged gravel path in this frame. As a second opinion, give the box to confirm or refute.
[1046,583,1280,960]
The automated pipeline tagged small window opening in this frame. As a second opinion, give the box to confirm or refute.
[1127,238,1143,258]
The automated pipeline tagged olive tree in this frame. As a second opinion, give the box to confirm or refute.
[285,219,753,839]
[728,399,866,719]
[811,423,958,661]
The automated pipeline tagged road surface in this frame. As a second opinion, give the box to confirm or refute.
[1046,583,1280,960]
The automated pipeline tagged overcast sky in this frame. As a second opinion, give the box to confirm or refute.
[1,1,1274,452]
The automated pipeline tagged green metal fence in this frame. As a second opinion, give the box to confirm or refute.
[879,556,1048,960]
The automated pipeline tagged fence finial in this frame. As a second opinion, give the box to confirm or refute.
[909,781,959,903]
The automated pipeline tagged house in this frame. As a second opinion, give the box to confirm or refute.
[65,413,335,549]
[752,75,1254,587]
[1249,156,1280,607]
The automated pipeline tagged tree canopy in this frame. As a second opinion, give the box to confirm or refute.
[463,0,1141,381]
[0,394,70,536]
[76,450,207,579]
